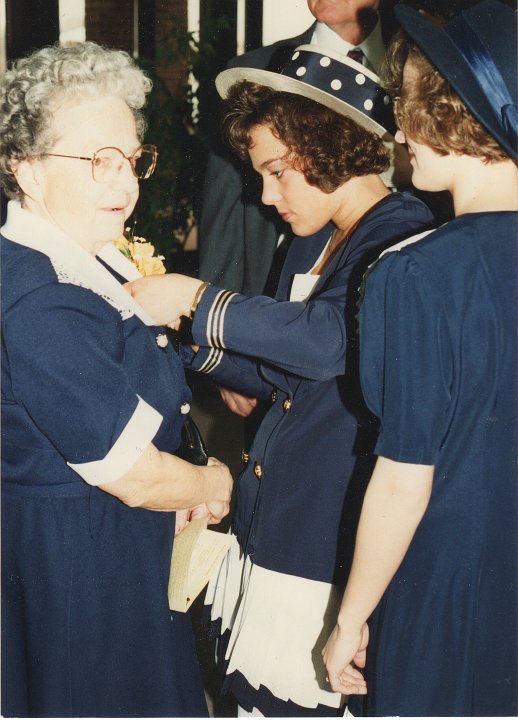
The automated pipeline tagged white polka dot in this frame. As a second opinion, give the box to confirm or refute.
[296,66,306,77]
[364,99,374,111]
[330,79,342,91]
[384,94,390,105]
[292,51,300,60]
[320,56,331,67]
[355,73,366,85]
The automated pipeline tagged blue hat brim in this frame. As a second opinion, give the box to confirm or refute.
[395,1,518,160]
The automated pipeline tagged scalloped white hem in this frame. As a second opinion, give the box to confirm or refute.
[204,535,345,710]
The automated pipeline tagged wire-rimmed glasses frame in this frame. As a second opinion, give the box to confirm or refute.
[45,144,158,183]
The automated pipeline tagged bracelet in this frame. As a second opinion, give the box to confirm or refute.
[189,281,210,319]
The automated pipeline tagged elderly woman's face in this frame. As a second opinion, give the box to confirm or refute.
[21,94,140,253]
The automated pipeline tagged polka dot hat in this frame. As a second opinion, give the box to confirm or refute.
[215,44,396,138]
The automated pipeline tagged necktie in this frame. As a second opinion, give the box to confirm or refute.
[347,48,365,65]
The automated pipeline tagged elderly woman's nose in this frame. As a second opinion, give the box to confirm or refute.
[112,158,139,190]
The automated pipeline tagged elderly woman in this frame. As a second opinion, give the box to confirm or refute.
[0,42,232,717]
[128,47,433,716]
[323,1,518,715]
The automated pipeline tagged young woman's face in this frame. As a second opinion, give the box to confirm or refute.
[394,61,454,193]
[248,124,342,237]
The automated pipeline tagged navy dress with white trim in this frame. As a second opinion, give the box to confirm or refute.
[1,227,207,717]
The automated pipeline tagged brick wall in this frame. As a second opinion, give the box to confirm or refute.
[85,0,135,55]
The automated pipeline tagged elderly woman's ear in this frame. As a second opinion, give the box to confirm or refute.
[12,158,45,202]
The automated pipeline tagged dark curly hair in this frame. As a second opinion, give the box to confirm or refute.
[383,31,509,162]
[221,81,389,193]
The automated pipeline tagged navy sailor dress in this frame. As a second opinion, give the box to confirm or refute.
[180,192,433,715]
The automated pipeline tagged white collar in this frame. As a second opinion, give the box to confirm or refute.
[311,18,385,74]
[1,200,154,325]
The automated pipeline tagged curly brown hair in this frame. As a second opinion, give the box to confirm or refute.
[221,81,389,193]
[383,31,508,162]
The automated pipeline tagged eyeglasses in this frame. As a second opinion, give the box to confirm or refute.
[45,144,158,183]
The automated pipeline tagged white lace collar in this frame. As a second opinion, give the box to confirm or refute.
[1,201,153,325]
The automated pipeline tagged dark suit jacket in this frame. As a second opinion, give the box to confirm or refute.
[198,25,315,296]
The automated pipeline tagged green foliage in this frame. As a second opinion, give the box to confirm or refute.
[132,15,231,265]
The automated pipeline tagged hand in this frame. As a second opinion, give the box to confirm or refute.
[219,387,258,417]
[175,508,190,535]
[205,456,233,523]
[125,274,205,326]
[322,621,369,695]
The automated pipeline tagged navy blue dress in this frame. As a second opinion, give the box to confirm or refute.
[350,212,518,716]
[183,193,433,715]
[1,235,208,717]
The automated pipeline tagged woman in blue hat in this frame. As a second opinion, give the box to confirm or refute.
[323,1,518,715]
[128,47,433,716]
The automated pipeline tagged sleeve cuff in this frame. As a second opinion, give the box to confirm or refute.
[67,396,163,486]
[191,285,238,349]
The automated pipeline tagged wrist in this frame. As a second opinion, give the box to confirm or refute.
[189,281,210,319]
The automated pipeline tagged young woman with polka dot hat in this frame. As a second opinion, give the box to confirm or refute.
[127,43,434,717]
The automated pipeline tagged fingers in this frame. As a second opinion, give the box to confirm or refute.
[175,508,189,535]
[219,387,258,417]
[206,500,230,523]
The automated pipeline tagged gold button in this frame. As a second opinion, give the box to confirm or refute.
[254,463,263,479]
[271,390,278,403]
[283,398,292,412]
[241,450,249,464]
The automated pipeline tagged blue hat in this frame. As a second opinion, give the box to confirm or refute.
[395,0,517,160]
[216,45,396,138]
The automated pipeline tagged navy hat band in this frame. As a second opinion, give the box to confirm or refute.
[280,49,396,135]
[444,14,518,147]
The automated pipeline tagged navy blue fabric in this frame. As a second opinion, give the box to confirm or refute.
[349,212,518,716]
[280,48,396,135]
[444,14,518,148]
[1,237,207,717]
[190,193,433,584]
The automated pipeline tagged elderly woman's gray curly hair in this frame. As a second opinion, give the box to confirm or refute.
[0,41,152,200]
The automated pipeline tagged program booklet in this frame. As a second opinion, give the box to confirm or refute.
[168,519,232,612]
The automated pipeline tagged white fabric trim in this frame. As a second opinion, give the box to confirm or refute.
[290,236,330,302]
[205,535,345,710]
[206,289,237,349]
[198,347,225,374]
[1,201,154,325]
[378,227,435,257]
[67,395,162,486]
[311,18,384,74]
[97,241,142,280]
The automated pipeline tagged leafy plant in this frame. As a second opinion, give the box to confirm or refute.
[132,15,231,268]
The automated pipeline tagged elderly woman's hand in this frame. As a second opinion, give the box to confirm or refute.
[126,274,206,326]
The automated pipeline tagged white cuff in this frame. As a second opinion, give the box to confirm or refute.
[68,396,163,486]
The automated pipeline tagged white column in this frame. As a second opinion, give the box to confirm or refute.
[59,0,86,43]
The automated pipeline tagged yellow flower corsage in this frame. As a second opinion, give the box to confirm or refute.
[114,234,167,276]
